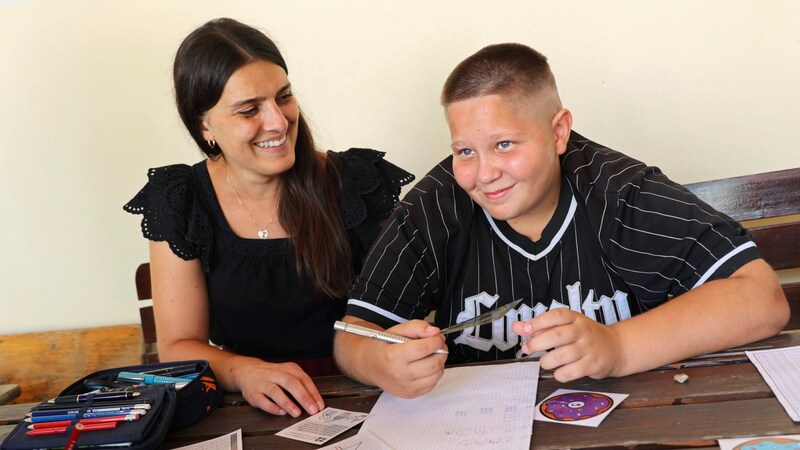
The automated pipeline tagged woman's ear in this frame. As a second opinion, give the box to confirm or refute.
[551,108,572,155]
[200,117,214,143]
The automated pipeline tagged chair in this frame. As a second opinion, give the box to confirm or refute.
[136,263,159,363]
[685,167,800,330]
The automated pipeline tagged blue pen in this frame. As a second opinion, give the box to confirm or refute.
[117,371,191,386]
[28,409,146,423]
[28,414,76,423]
[29,403,151,417]
[83,409,146,419]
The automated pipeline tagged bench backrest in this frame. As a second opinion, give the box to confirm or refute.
[685,167,800,330]
[136,262,159,363]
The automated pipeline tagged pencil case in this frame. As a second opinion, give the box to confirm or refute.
[0,360,222,450]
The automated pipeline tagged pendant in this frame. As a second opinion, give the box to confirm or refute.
[257,229,269,239]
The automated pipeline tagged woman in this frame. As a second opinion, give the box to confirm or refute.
[124,18,413,417]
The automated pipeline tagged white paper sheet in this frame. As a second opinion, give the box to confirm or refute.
[359,361,539,450]
[319,430,393,450]
[746,345,800,422]
[276,407,369,445]
[172,429,243,450]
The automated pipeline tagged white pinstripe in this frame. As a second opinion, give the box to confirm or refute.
[346,133,759,361]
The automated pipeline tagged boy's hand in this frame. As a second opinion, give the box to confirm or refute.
[367,320,448,398]
[512,308,625,382]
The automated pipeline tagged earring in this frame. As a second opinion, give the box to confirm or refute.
[206,140,216,149]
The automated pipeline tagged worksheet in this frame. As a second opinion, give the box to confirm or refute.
[747,345,800,422]
[319,430,392,450]
[172,428,243,450]
[276,407,369,445]
[359,361,539,450]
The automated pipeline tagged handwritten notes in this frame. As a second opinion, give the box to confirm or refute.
[359,361,539,450]
[319,430,392,450]
[747,345,800,422]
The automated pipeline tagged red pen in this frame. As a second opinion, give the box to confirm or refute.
[28,419,72,429]
[26,427,69,436]
[80,414,140,424]
[25,421,118,437]
[64,423,84,450]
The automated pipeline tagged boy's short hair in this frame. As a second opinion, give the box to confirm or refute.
[441,43,559,108]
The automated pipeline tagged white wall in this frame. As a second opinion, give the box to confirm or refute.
[1,0,798,334]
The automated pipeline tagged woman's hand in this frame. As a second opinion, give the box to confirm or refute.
[233,360,325,417]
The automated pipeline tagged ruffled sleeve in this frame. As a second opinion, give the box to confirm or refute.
[328,148,415,251]
[123,164,214,270]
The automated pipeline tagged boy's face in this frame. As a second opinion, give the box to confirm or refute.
[447,94,571,239]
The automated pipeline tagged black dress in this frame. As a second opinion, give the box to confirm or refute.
[124,148,414,375]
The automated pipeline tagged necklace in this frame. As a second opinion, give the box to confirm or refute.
[225,170,279,239]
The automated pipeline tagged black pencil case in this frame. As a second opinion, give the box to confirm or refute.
[0,360,222,450]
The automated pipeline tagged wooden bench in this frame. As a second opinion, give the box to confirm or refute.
[685,167,800,330]
[0,385,20,405]
[0,326,143,404]
[136,262,159,364]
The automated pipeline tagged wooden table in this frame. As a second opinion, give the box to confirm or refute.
[2,332,800,449]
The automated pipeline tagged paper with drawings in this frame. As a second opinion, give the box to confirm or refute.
[319,430,392,450]
[359,361,539,450]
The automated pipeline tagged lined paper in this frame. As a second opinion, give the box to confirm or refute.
[747,345,800,422]
[359,361,539,450]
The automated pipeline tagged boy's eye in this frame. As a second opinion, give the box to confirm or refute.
[456,148,474,157]
[498,141,512,150]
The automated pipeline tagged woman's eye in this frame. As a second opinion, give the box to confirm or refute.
[498,141,512,150]
[239,108,258,117]
[277,92,294,104]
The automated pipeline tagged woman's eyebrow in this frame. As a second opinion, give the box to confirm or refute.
[229,97,263,110]
[228,83,292,110]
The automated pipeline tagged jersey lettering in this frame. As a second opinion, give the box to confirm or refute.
[453,292,522,351]
[453,283,632,353]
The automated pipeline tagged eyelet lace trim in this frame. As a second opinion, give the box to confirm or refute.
[124,149,414,270]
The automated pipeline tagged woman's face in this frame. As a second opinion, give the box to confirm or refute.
[201,59,299,177]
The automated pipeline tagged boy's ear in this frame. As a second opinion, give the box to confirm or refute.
[552,108,572,155]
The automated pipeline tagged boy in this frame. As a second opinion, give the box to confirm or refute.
[334,43,788,399]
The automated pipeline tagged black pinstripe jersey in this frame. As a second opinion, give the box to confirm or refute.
[346,132,759,364]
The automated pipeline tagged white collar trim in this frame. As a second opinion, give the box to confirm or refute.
[482,194,577,261]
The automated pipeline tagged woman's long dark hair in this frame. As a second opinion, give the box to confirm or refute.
[173,18,352,298]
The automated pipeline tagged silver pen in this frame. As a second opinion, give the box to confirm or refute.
[334,321,448,355]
